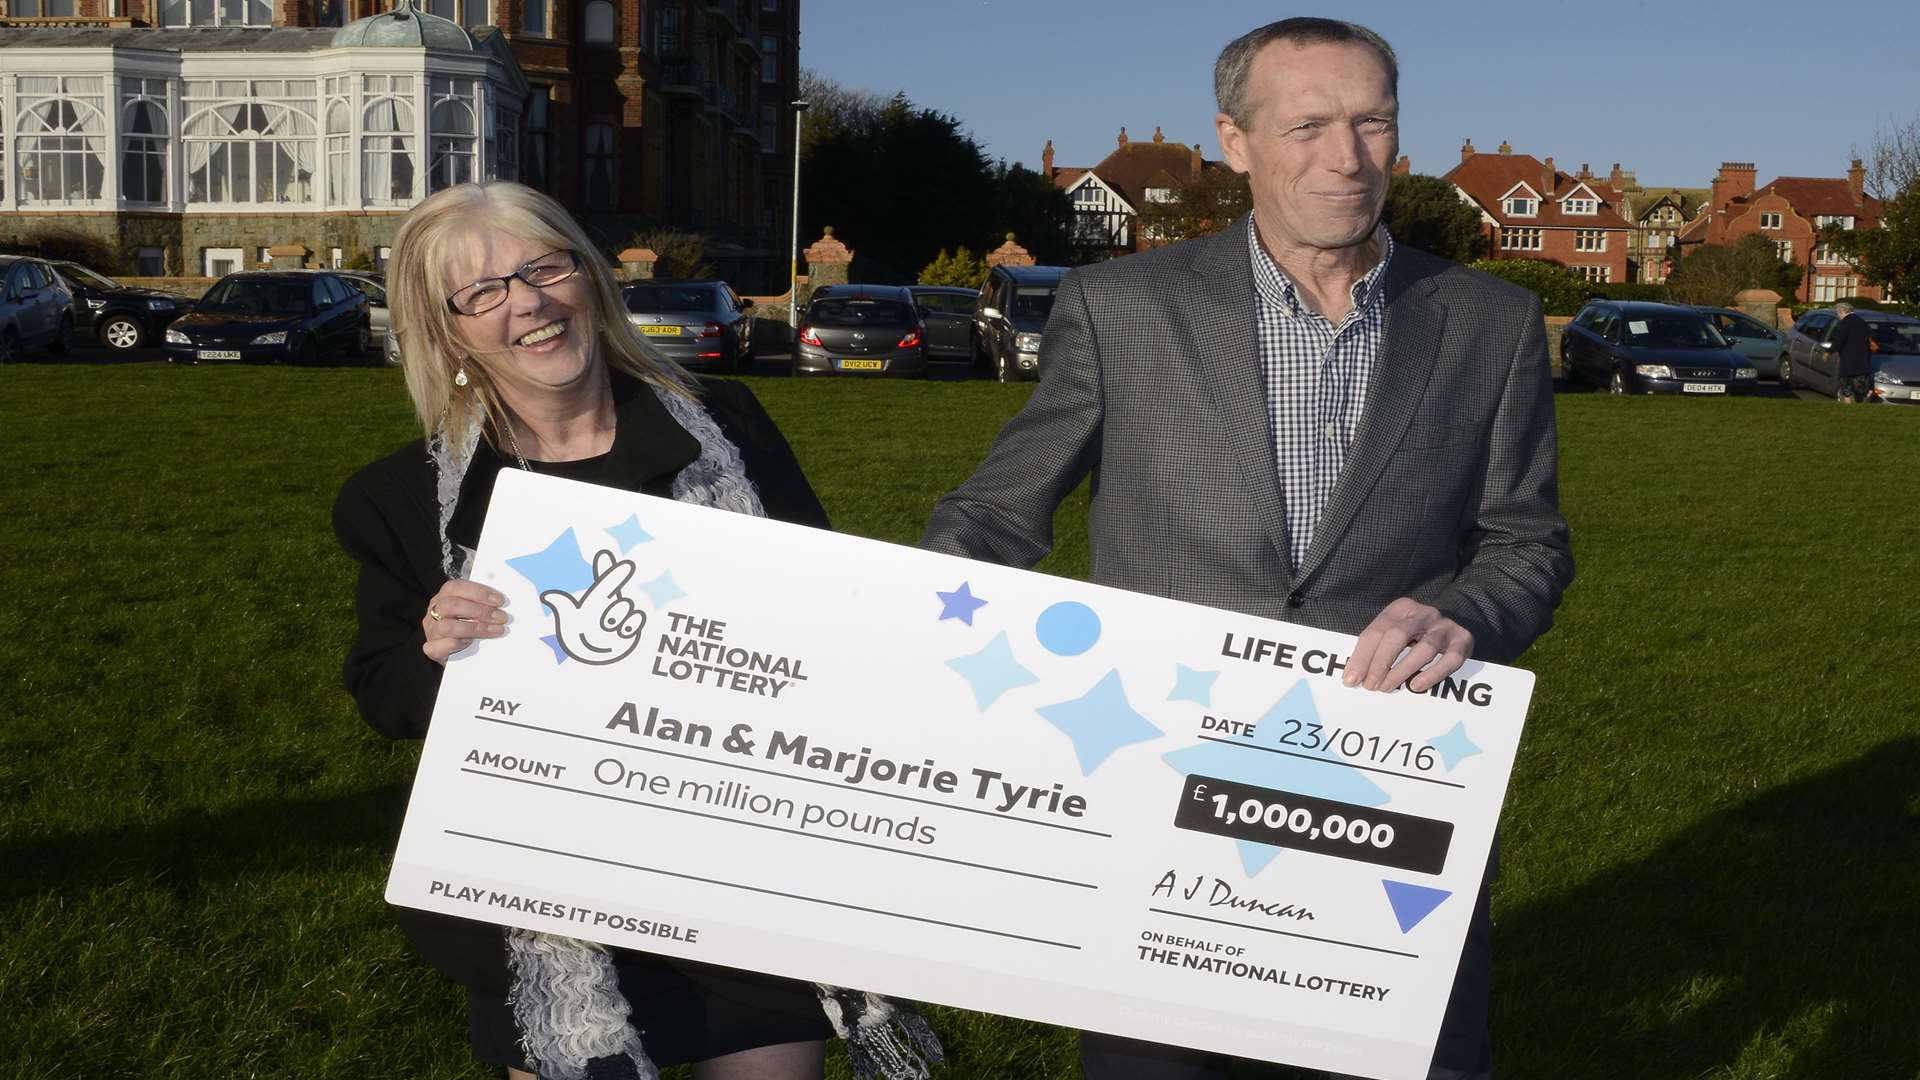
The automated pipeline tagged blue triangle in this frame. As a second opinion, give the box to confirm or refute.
[1382,880,1451,934]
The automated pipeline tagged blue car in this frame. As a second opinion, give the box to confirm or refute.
[1561,301,1760,396]
[165,270,371,365]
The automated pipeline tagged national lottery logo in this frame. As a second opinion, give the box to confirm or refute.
[541,549,649,665]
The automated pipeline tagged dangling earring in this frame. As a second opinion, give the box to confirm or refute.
[454,368,469,387]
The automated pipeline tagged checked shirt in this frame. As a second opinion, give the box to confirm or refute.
[1247,218,1395,571]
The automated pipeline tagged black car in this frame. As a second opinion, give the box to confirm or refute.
[794,284,927,376]
[907,285,980,362]
[50,260,190,352]
[1561,300,1760,396]
[975,264,1067,382]
[621,280,756,372]
[164,271,371,365]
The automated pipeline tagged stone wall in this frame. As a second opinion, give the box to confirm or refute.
[0,211,408,275]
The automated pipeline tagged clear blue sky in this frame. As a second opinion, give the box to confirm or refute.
[799,0,1920,190]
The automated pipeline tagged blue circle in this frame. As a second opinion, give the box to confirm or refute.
[1036,601,1102,656]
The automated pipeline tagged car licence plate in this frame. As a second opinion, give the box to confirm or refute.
[197,349,241,360]
[1682,382,1726,394]
[639,325,682,336]
[839,359,884,371]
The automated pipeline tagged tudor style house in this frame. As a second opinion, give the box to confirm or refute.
[0,0,800,287]
[1044,126,1218,260]
[1676,160,1884,303]
[1443,140,1631,285]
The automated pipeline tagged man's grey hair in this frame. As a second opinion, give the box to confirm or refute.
[1833,302,1854,315]
[1214,17,1399,129]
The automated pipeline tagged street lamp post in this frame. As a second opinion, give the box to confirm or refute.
[788,99,809,331]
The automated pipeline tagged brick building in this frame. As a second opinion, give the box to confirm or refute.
[1044,126,1219,260]
[1676,160,1883,303]
[1443,140,1631,285]
[0,0,800,287]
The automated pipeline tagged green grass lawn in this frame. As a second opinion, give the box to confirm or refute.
[1,366,1915,1080]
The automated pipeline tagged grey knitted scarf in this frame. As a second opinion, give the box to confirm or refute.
[428,383,943,1080]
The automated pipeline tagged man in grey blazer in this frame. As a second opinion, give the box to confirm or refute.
[921,17,1574,1080]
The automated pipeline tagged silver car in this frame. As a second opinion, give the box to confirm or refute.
[0,255,75,362]
[622,281,755,373]
[335,271,393,360]
[1779,308,1920,402]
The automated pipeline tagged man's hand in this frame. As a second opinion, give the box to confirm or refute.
[1345,597,1474,693]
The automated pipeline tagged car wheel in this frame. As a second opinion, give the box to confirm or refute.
[49,314,73,356]
[1561,356,1580,387]
[1779,356,1793,389]
[1609,370,1626,395]
[295,337,318,366]
[0,330,16,364]
[100,315,144,351]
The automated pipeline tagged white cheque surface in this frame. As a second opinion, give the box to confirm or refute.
[390,469,1534,1080]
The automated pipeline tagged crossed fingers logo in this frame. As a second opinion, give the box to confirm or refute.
[542,549,647,665]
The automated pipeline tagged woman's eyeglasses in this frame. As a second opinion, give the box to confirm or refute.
[446,249,582,315]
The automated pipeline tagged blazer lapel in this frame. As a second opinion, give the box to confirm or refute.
[1187,215,1295,579]
[1296,254,1446,582]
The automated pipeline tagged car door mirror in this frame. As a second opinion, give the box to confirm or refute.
[738,297,754,310]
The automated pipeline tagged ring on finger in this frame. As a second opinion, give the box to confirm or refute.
[429,605,444,622]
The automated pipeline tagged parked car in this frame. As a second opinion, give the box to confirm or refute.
[1779,307,1920,403]
[621,280,755,372]
[1692,305,1784,378]
[50,260,189,352]
[163,270,370,365]
[974,264,1067,382]
[333,270,394,358]
[794,284,927,377]
[1560,300,1759,395]
[0,254,75,362]
[907,285,980,362]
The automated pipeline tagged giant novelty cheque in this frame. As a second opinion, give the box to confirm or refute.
[389,469,1534,1080]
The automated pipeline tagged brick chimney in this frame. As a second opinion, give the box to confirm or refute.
[1190,143,1203,178]
[1541,156,1556,199]
[1151,125,1165,144]
[1847,157,1865,205]
[1577,162,1593,180]
[1498,140,1511,155]
[1042,139,1054,180]
[1460,138,1475,162]
[1711,162,1757,209]
[1609,162,1624,190]
[1117,127,1128,148]
[1392,154,1410,177]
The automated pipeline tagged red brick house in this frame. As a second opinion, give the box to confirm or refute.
[1044,126,1219,259]
[1676,160,1883,302]
[1443,140,1631,284]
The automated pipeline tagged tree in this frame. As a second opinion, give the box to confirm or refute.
[1467,258,1590,316]
[1384,174,1486,263]
[918,247,988,288]
[798,76,1069,282]
[1135,167,1252,243]
[1665,235,1803,307]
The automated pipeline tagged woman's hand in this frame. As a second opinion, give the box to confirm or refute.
[422,581,508,665]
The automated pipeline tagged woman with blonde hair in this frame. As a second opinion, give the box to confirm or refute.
[333,181,941,1080]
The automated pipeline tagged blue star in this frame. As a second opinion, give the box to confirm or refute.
[1169,663,1219,707]
[638,569,686,609]
[1426,721,1483,771]
[936,582,988,625]
[606,514,653,553]
[1036,669,1164,776]
[946,631,1039,710]
[539,634,569,665]
[1161,679,1388,876]
[508,528,594,601]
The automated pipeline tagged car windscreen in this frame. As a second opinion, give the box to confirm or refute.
[58,265,119,290]
[808,298,914,327]
[197,279,314,315]
[1010,286,1057,321]
[1869,321,1920,355]
[625,286,714,314]
[914,292,974,315]
[1622,314,1725,349]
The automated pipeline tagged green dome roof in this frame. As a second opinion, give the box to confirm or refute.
[333,0,476,51]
